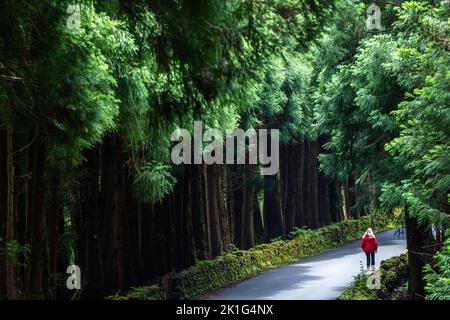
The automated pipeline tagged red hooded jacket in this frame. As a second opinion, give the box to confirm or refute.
[361,235,378,253]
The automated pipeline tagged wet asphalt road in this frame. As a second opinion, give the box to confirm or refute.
[211,229,406,300]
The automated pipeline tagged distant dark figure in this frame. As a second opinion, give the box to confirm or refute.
[361,228,378,272]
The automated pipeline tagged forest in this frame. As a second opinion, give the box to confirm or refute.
[0,0,449,301]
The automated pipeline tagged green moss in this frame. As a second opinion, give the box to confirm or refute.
[109,212,394,300]
[338,275,377,300]
[338,253,408,300]
[105,285,166,300]
[424,230,450,300]
[378,253,408,299]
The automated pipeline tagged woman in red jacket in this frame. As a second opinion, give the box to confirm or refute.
[361,228,378,271]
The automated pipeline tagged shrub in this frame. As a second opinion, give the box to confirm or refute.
[424,229,450,300]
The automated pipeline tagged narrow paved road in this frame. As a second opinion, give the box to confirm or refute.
[211,229,406,300]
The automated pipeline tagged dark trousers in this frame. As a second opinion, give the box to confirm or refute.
[366,252,375,267]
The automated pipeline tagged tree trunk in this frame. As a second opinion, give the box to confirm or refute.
[204,165,223,258]
[264,173,284,240]
[231,165,243,246]
[101,134,130,293]
[240,163,255,249]
[405,213,426,300]
[82,146,104,299]
[253,192,264,244]
[173,168,184,270]
[6,125,21,299]
[26,131,45,299]
[348,175,358,217]
[46,179,61,299]
[329,182,339,222]
[216,165,230,252]
[283,144,297,233]
[295,142,306,227]
[191,164,207,260]
[317,137,331,226]
[341,181,350,220]
[318,173,331,226]
[306,141,319,229]
[181,165,195,268]
[0,129,7,298]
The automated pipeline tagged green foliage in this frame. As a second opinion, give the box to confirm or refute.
[106,285,166,301]
[424,230,450,300]
[311,1,410,213]
[0,0,338,199]
[338,274,377,300]
[311,1,449,293]
[317,33,402,207]
[239,54,314,147]
[133,162,176,203]
[279,57,314,142]
[58,228,78,265]
[110,213,393,300]
[0,238,31,266]
[380,1,450,227]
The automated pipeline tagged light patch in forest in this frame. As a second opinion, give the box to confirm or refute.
[171,121,280,175]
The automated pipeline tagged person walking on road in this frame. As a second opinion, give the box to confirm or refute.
[361,228,378,272]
